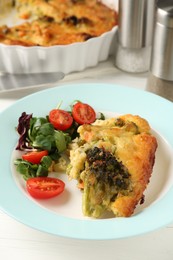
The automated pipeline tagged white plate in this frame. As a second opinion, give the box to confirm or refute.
[0,83,173,240]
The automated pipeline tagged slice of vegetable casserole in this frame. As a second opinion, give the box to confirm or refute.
[67,114,158,218]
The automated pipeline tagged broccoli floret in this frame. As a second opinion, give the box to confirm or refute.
[81,147,131,218]
[86,147,130,188]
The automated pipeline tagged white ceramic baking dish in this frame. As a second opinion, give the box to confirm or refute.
[0,0,118,74]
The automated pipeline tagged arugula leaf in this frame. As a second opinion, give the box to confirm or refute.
[41,156,52,168]
[29,119,68,152]
[39,122,55,135]
[28,119,52,141]
[14,159,39,180]
[14,155,52,180]
[32,134,55,151]
[54,131,67,153]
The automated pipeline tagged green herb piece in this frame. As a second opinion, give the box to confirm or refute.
[97,112,105,120]
[54,131,67,153]
[14,155,52,180]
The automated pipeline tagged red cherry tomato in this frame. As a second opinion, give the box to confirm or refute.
[72,102,96,125]
[22,150,48,164]
[26,177,65,199]
[49,109,73,131]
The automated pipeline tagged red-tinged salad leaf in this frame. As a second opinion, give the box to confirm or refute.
[16,112,33,150]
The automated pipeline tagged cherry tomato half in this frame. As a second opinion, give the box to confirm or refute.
[49,109,73,131]
[72,102,96,125]
[22,150,48,164]
[26,177,65,199]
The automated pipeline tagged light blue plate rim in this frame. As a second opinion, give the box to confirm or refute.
[0,83,173,240]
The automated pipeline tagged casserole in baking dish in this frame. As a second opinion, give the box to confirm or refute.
[0,0,118,73]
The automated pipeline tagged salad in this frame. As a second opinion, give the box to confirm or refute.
[14,101,103,200]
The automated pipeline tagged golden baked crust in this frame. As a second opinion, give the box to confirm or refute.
[0,0,117,46]
[67,114,158,218]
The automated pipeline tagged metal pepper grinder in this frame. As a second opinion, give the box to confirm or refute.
[115,0,156,73]
[146,0,173,102]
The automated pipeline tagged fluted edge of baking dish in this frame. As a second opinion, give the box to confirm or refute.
[0,0,118,74]
[0,26,117,74]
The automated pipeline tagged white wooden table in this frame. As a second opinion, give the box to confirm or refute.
[0,56,173,260]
